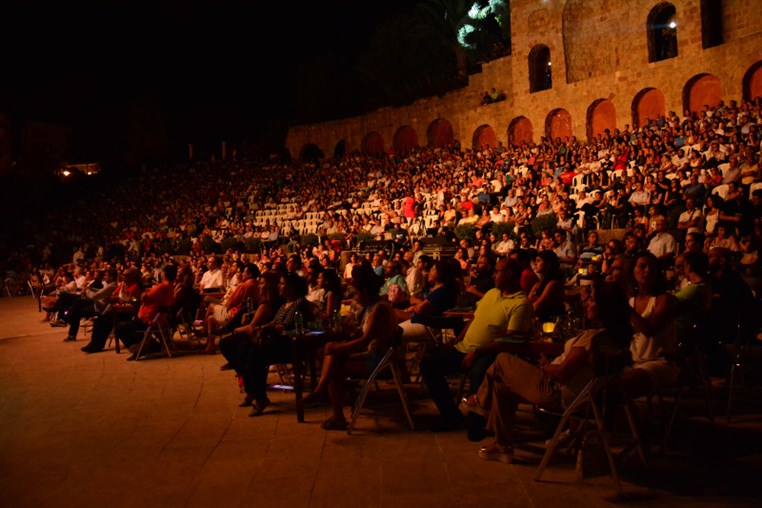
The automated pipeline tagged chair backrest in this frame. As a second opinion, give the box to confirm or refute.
[410,313,465,337]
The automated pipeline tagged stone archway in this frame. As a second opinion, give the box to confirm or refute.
[472,124,497,150]
[333,139,346,158]
[545,109,572,141]
[683,73,722,114]
[508,116,533,147]
[528,44,552,93]
[632,87,666,128]
[393,125,419,153]
[299,143,323,162]
[743,61,762,102]
[426,118,454,147]
[647,2,678,62]
[362,132,384,153]
[586,99,616,142]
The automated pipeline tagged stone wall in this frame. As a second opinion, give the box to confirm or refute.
[286,0,762,158]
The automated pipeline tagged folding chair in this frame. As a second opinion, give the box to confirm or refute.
[133,310,174,360]
[173,307,203,347]
[407,313,465,383]
[655,321,715,452]
[348,326,415,433]
[535,352,647,498]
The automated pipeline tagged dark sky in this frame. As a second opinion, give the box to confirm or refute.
[1,1,418,150]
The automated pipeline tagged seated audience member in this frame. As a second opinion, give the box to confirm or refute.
[621,252,679,397]
[218,271,282,372]
[304,262,325,309]
[80,267,144,353]
[553,229,578,275]
[45,272,80,325]
[738,234,762,292]
[171,264,202,324]
[460,281,632,463]
[199,255,225,292]
[461,253,495,308]
[508,248,539,293]
[115,264,177,360]
[421,257,533,431]
[379,259,409,307]
[238,272,314,416]
[395,259,460,342]
[313,268,343,326]
[62,268,118,342]
[494,232,515,257]
[705,224,740,252]
[301,264,399,430]
[577,228,599,258]
[646,216,678,267]
[203,263,260,354]
[528,250,566,324]
[707,247,757,373]
[673,251,713,341]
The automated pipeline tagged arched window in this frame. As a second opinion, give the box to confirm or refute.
[701,0,723,49]
[647,3,678,62]
[528,44,552,93]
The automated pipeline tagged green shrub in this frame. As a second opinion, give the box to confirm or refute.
[491,221,516,239]
[175,237,192,255]
[200,235,220,254]
[301,233,319,247]
[454,223,477,242]
[220,236,238,252]
[357,231,374,243]
[244,237,261,253]
[531,213,558,237]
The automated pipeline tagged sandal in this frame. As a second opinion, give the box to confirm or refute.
[320,417,348,431]
[248,398,270,417]
[460,394,489,417]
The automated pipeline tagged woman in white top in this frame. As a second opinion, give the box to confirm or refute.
[621,252,678,397]
[703,194,722,237]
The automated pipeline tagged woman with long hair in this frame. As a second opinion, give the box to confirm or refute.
[621,252,678,398]
[396,258,460,341]
[528,250,565,323]
[461,281,633,463]
[702,193,722,238]
[218,271,282,372]
[302,264,399,429]
[315,268,343,325]
[238,272,314,416]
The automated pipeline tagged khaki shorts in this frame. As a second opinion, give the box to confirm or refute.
[212,305,231,326]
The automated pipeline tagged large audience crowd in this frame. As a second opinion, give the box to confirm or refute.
[6,97,762,462]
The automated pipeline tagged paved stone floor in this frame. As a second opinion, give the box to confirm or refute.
[1,295,761,507]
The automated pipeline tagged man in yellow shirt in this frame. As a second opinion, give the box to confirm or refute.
[421,257,533,431]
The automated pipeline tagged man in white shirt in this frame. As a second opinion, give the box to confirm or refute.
[677,197,704,235]
[199,256,225,291]
[647,217,678,263]
[628,181,650,208]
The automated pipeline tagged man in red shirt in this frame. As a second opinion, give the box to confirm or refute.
[116,264,177,360]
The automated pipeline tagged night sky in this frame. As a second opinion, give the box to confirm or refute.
[1,1,417,153]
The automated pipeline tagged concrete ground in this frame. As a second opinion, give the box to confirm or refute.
[1,295,761,508]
